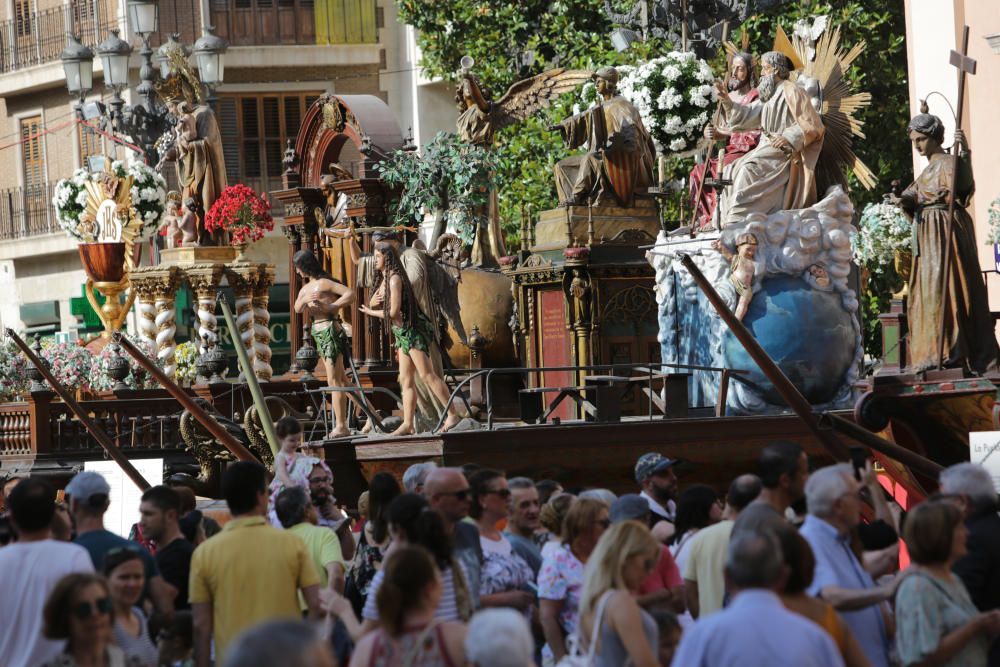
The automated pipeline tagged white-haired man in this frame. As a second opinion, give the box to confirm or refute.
[800,464,900,667]
[940,462,1000,666]
[671,531,844,666]
[402,461,437,494]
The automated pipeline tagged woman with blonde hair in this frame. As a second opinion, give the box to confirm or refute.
[574,521,660,667]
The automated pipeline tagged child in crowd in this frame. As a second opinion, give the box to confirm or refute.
[650,610,682,666]
[267,416,320,527]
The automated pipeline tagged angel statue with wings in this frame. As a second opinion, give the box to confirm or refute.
[455,64,593,263]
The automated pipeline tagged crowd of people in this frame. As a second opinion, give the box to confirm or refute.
[2,431,1000,667]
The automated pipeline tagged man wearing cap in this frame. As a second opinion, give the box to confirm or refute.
[611,494,685,612]
[67,471,175,616]
[635,452,680,535]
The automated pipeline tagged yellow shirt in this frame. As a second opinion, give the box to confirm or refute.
[682,519,734,618]
[289,522,344,609]
[189,515,320,661]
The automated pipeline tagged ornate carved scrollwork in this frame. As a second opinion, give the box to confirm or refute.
[601,285,657,328]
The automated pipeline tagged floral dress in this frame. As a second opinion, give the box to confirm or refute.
[537,543,585,660]
[267,454,320,527]
[479,535,534,618]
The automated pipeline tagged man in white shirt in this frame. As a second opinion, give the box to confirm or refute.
[672,531,845,667]
[0,478,94,667]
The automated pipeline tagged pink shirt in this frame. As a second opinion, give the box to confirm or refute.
[638,545,682,594]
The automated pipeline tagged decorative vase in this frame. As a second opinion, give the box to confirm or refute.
[79,242,136,338]
[105,342,131,392]
[892,249,912,299]
[232,242,251,264]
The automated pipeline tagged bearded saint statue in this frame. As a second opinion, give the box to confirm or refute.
[714,51,825,227]
[689,51,761,230]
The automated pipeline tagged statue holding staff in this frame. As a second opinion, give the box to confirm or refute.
[292,250,356,437]
[888,114,998,373]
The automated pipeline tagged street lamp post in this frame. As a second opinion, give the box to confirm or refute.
[60,1,228,166]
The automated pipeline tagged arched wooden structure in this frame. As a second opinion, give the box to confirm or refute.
[272,94,405,370]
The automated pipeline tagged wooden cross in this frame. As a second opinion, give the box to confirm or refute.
[936,26,977,370]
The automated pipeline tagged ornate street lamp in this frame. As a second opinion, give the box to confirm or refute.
[60,35,94,103]
[127,0,159,38]
[192,26,228,104]
[97,29,132,90]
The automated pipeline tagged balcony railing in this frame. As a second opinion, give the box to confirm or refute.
[0,0,116,74]
[0,184,59,240]
[210,0,376,47]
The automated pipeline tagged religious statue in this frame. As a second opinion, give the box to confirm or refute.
[335,225,467,434]
[160,193,182,249]
[179,197,200,247]
[359,242,463,434]
[713,51,825,227]
[690,51,761,229]
[550,66,656,207]
[712,233,758,320]
[455,65,592,265]
[292,250,357,437]
[155,48,227,242]
[889,114,998,373]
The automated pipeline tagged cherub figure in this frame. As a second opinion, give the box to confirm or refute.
[806,263,831,290]
[712,232,758,320]
[174,101,197,153]
[179,197,200,247]
[160,194,182,249]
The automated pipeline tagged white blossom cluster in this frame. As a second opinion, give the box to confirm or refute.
[850,201,912,271]
[986,196,1000,246]
[578,51,718,156]
[51,159,167,242]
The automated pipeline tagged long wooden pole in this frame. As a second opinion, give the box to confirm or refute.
[936,26,971,370]
[219,298,281,458]
[678,254,851,461]
[6,329,152,490]
[817,412,944,479]
[113,332,257,462]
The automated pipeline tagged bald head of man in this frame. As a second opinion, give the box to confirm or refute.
[424,467,472,525]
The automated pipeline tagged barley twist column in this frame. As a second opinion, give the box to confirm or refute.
[147,267,183,379]
[185,264,225,354]
[225,264,260,378]
[128,268,160,351]
[251,264,276,381]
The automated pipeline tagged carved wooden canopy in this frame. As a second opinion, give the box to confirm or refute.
[294,94,405,186]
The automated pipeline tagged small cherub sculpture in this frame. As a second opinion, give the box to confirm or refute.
[712,232,758,320]
[806,263,831,290]
[160,193,182,249]
[175,101,197,153]
[179,197,200,247]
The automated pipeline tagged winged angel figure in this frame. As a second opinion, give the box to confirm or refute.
[454,67,592,264]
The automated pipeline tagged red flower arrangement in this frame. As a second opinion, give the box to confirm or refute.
[204,184,274,246]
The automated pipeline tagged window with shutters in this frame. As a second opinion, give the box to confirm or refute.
[14,0,32,37]
[21,116,44,191]
[78,124,102,165]
[215,93,319,201]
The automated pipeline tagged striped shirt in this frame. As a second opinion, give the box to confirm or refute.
[362,563,466,622]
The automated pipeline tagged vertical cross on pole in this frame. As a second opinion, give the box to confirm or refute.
[936,25,977,370]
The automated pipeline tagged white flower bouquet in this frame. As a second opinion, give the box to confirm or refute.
[851,201,912,271]
[174,340,199,386]
[40,339,94,391]
[0,338,29,401]
[51,168,94,241]
[578,52,717,155]
[89,336,160,391]
[113,160,168,235]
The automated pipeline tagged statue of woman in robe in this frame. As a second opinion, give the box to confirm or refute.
[891,113,998,373]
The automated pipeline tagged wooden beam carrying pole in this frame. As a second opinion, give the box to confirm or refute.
[679,254,852,461]
[6,329,152,491]
[219,297,281,458]
[113,332,257,463]
[816,412,944,479]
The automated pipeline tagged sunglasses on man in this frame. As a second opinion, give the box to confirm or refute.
[73,596,113,619]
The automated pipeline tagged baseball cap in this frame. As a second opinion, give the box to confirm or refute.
[65,471,111,506]
[610,494,650,523]
[634,452,679,483]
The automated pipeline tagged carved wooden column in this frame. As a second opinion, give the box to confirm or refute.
[145,267,183,379]
[283,225,303,370]
[225,264,260,374]
[129,269,161,351]
[563,249,594,389]
[252,264,276,381]
[185,264,226,353]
